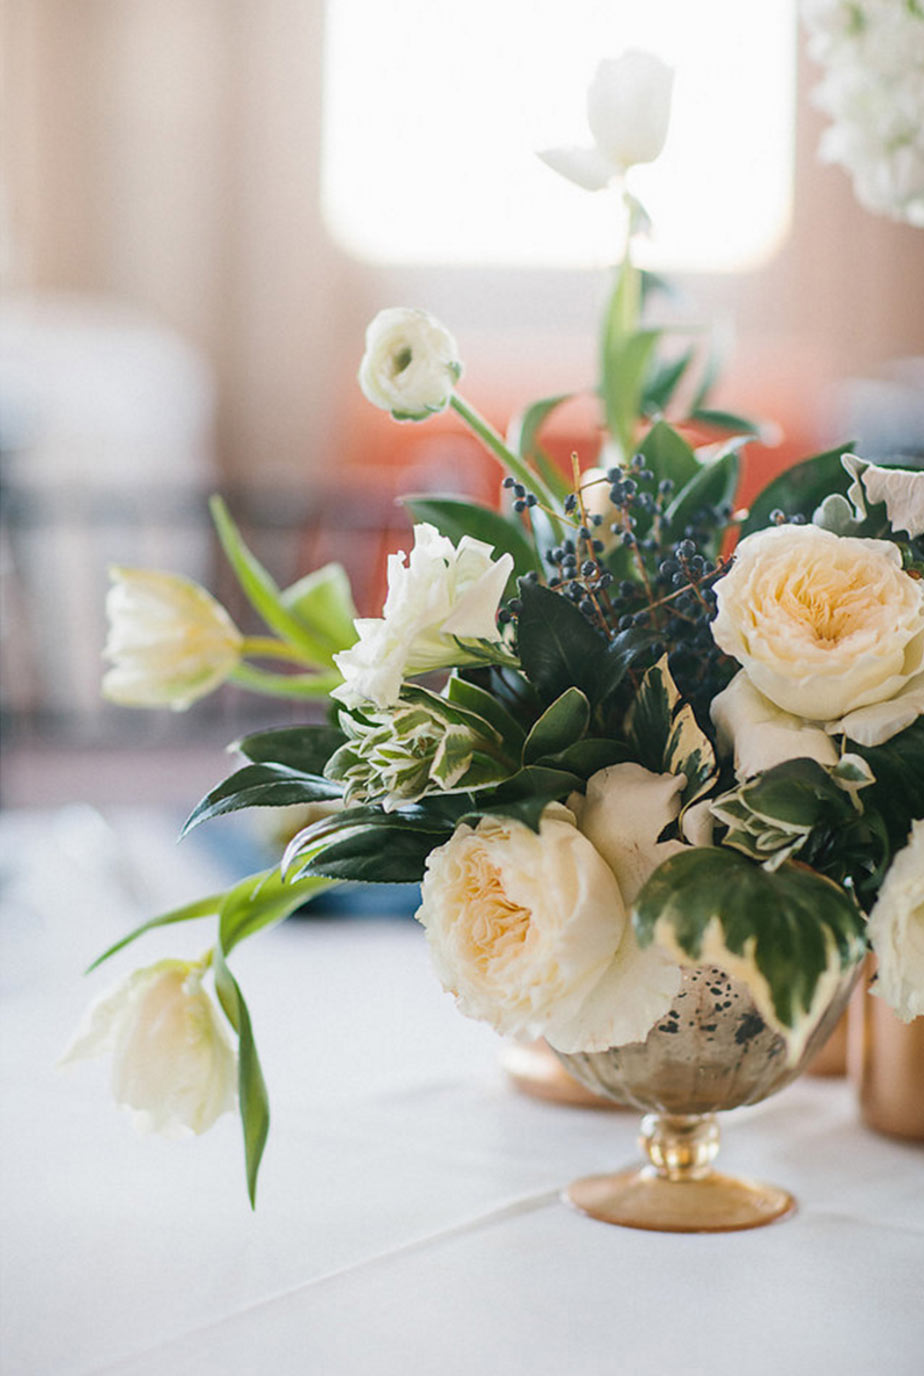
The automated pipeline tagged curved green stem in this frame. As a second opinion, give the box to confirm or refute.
[229,663,342,700]
[240,635,317,666]
[451,394,563,538]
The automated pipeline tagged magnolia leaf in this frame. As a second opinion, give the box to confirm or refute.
[634,847,865,1058]
[739,443,855,536]
[233,725,347,774]
[515,582,609,706]
[522,688,590,765]
[182,763,341,836]
[290,822,446,884]
[852,717,924,852]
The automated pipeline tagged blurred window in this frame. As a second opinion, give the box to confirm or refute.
[322,0,795,273]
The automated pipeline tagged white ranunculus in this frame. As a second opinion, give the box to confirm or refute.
[103,567,243,711]
[416,797,680,1054]
[538,50,674,192]
[332,523,513,709]
[843,453,924,539]
[711,671,839,780]
[358,307,462,421]
[711,524,924,735]
[867,820,924,1023]
[60,960,236,1136]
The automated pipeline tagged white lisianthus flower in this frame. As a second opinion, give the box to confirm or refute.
[416,795,680,1054]
[711,671,839,781]
[358,307,462,421]
[60,960,236,1137]
[103,567,243,711]
[332,523,513,710]
[842,453,924,539]
[538,51,674,191]
[711,524,924,741]
[867,820,924,1023]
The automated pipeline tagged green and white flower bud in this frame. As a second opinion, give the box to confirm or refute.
[326,692,511,811]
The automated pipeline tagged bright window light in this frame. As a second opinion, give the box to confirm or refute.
[322,0,795,274]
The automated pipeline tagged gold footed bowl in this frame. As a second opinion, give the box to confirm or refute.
[556,962,861,1233]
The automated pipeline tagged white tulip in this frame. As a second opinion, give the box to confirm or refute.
[103,568,243,711]
[332,523,513,709]
[538,51,674,192]
[358,307,462,421]
[60,960,236,1137]
[711,524,924,733]
[867,820,924,1023]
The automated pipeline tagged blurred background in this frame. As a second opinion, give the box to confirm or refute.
[2,0,923,810]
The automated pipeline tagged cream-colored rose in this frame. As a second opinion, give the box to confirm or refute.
[332,523,513,709]
[711,524,924,736]
[60,960,236,1136]
[358,307,462,421]
[711,671,839,780]
[538,51,674,191]
[867,820,924,1023]
[416,800,679,1054]
[103,567,243,711]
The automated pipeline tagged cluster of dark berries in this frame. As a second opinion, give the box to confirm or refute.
[502,475,539,513]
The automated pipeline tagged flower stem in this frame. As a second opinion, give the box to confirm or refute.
[450,394,563,538]
[240,636,318,665]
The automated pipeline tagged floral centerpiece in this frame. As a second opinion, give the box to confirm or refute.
[63,50,924,1218]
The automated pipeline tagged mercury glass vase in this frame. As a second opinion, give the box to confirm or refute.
[555,961,861,1233]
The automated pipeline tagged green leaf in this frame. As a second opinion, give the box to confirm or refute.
[212,948,268,1209]
[401,495,540,587]
[507,393,573,499]
[85,893,223,972]
[642,348,696,416]
[636,420,700,491]
[233,724,347,774]
[183,763,341,836]
[739,442,856,537]
[664,441,743,554]
[228,664,342,700]
[522,688,590,765]
[210,496,336,665]
[218,867,334,957]
[515,582,609,706]
[291,824,444,883]
[689,407,763,437]
[534,737,630,776]
[627,657,716,807]
[634,848,865,1042]
[447,674,527,746]
[280,563,358,653]
[852,717,924,853]
[600,260,660,457]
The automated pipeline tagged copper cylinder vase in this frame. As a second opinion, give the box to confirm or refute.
[848,958,924,1142]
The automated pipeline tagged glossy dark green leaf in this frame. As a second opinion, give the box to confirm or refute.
[446,673,527,746]
[636,420,700,491]
[534,737,630,776]
[182,763,341,836]
[853,717,924,852]
[292,824,444,883]
[523,688,590,765]
[516,582,609,706]
[740,442,856,536]
[233,724,347,774]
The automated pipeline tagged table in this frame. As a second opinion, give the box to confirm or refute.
[2,806,922,1375]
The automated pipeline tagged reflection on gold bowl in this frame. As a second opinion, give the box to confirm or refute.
[555,962,861,1233]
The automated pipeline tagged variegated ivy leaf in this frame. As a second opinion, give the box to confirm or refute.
[634,846,866,1064]
[710,756,872,871]
[626,655,716,809]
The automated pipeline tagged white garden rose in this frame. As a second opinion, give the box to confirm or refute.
[103,567,243,711]
[867,820,924,1023]
[358,307,462,421]
[416,799,680,1054]
[538,51,674,191]
[60,960,236,1136]
[711,671,839,781]
[711,524,924,739]
[332,523,513,709]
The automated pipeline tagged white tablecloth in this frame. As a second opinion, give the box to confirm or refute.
[2,808,922,1376]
